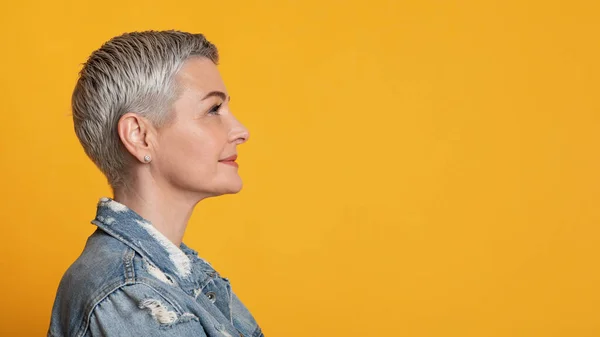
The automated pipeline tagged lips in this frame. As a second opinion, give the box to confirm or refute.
[219,154,237,162]
[219,154,238,167]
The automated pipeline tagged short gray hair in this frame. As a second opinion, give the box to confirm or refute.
[72,30,219,190]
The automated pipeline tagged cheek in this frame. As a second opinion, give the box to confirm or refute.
[157,124,239,192]
[161,127,222,169]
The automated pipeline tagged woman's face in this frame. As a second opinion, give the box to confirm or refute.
[153,57,250,198]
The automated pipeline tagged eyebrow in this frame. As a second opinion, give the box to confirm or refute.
[200,91,230,102]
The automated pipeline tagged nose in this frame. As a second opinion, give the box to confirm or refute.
[228,116,250,145]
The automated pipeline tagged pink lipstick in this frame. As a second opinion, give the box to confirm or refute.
[219,154,238,167]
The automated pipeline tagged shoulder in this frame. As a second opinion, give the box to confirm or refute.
[51,281,204,337]
[85,282,205,337]
[48,229,140,337]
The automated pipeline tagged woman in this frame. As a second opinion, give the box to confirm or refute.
[48,30,262,337]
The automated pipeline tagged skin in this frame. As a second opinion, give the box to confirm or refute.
[114,56,250,246]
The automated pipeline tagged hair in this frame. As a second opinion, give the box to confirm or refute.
[72,30,219,191]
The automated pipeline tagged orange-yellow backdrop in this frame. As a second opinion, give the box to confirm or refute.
[1,0,599,336]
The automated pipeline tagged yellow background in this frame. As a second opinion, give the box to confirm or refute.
[1,0,599,336]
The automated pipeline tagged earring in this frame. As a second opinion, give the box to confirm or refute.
[143,155,151,163]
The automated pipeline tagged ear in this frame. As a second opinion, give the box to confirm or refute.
[117,112,155,163]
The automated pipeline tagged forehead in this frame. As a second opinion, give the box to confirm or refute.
[175,56,227,97]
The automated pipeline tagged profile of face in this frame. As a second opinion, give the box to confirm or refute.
[143,57,250,198]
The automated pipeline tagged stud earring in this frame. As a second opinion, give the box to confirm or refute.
[143,155,151,163]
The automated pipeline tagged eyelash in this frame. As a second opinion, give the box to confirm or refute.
[208,103,222,116]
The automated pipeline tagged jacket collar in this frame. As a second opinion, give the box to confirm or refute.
[91,196,194,280]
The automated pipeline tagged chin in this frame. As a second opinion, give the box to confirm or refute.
[225,181,244,194]
[181,178,243,199]
[211,179,244,196]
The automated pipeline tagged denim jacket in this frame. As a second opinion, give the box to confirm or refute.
[48,197,264,337]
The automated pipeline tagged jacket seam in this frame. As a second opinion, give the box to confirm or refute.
[123,247,136,282]
[74,248,136,337]
[75,279,134,337]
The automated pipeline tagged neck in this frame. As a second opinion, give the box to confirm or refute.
[113,178,207,246]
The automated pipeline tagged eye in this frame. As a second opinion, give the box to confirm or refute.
[208,103,222,116]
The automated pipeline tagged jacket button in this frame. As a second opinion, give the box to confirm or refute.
[206,291,216,303]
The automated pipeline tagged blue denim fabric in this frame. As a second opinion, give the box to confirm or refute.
[48,197,263,337]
